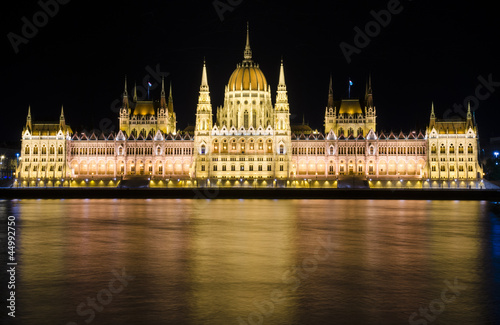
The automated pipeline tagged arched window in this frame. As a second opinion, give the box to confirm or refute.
[25,146,30,155]
[329,145,335,155]
[468,144,473,154]
[348,128,354,136]
[244,111,249,129]
[459,144,464,154]
[449,144,454,154]
[431,144,437,154]
[33,146,38,155]
[49,146,55,155]
[156,146,162,155]
[41,145,47,155]
[267,139,273,153]
[357,128,363,137]
[338,128,344,136]
[279,144,284,154]
[201,144,206,155]
[58,146,63,155]
[118,146,123,155]
[440,144,445,154]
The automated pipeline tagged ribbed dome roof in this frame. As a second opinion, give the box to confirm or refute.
[227,62,267,91]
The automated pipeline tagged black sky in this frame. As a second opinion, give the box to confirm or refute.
[2,0,499,144]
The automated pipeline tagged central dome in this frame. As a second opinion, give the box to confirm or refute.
[227,62,267,91]
[227,23,268,92]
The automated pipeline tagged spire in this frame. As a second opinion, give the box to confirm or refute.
[278,57,286,87]
[244,22,252,61]
[161,76,166,97]
[168,82,174,113]
[160,76,167,108]
[328,74,334,108]
[122,76,129,109]
[365,73,373,108]
[466,100,473,129]
[201,58,209,90]
[196,58,212,133]
[275,58,289,114]
[429,102,436,129]
[123,75,128,96]
[60,105,65,129]
[133,83,137,102]
[26,105,32,131]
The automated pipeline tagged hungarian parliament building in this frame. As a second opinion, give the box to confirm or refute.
[17,28,483,188]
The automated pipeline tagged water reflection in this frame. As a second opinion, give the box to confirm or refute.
[0,199,498,325]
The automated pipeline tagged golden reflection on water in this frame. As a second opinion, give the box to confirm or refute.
[11,199,488,325]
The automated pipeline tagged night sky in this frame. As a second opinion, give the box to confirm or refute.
[2,0,499,144]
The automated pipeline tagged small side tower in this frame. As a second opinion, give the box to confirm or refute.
[119,76,130,132]
[195,59,213,135]
[364,74,376,132]
[194,59,213,179]
[324,75,336,133]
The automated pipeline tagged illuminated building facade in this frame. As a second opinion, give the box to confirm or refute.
[16,27,483,188]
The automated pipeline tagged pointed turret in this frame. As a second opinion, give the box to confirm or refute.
[59,105,66,130]
[275,58,290,133]
[365,73,373,108]
[168,82,174,113]
[466,100,473,129]
[122,76,129,109]
[429,102,436,129]
[275,58,289,109]
[133,83,137,102]
[201,58,209,91]
[160,76,167,108]
[328,74,334,109]
[26,106,32,131]
[195,58,213,134]
[278,57,286,87]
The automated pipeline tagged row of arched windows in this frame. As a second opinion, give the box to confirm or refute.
[431,143,473,154]
[337,127,364,137]
[24,145,63,155]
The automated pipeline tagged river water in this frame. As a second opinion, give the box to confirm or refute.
[1,199,499,325]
